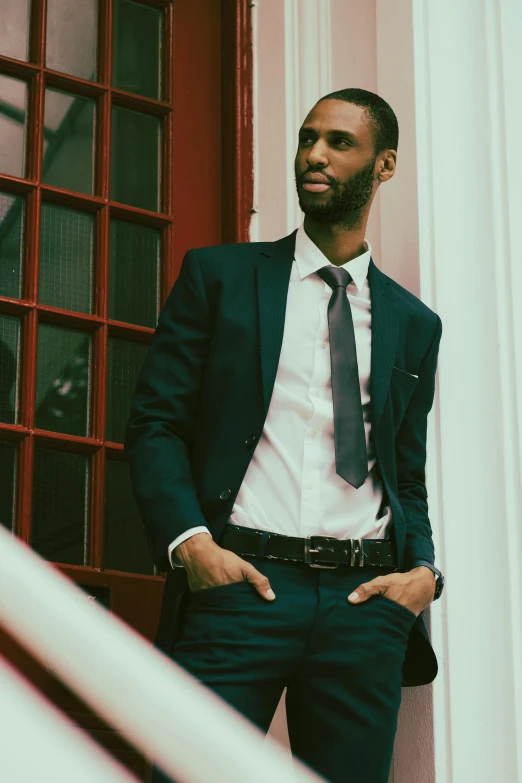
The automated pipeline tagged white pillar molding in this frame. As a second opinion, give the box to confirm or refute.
[412,1,522,781]
[251,0,332,242]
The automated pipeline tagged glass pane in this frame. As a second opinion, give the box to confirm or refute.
[0,0,30,62]
[43,88,95,195]
[110,107,160,212]
[106,337,148,443]
[104,459,156,574]
[0,441,16,531]
[0,192,24,299]
[109,220,159,327]
[112,0,163,100]
[46,0,98,81]
[32,448,89,565]
[39,203,94,313]
[0,315,20,425]
[0,75,27,178]
[35,324,91,436]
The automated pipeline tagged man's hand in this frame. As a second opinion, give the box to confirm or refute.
[176,533,276,601]
[347,566,436,616]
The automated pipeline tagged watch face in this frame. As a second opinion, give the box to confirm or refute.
[435,574,444,599]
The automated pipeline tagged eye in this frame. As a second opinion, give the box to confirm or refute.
[333,138,351,147]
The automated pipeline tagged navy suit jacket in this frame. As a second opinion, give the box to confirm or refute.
[125,230,443,687]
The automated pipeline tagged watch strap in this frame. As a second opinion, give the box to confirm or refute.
[410,559,444,600]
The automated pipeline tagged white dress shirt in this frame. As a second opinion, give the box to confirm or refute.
[168,222,392,567]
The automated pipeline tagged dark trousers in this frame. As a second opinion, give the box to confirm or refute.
[154,555,415,783]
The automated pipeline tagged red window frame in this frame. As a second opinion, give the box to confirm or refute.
[0,0,253,576]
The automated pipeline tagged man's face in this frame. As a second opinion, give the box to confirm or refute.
[294,100,379,228]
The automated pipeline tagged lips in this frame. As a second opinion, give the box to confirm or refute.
[302,182,330,192]
[301,173,332,192]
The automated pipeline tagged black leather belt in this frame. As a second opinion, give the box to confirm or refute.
[220,524,397,570]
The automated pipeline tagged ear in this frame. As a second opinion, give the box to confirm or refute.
[377,150,397,182]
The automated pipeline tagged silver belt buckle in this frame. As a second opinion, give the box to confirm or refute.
[304,535,339,569]
[350,538,366,567]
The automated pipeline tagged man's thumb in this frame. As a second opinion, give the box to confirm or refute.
[246,569,276,601]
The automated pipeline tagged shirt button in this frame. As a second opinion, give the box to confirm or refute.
[219,489,232,501]
[307,482,314,490]
[311,429,318,437]
[321,342,327,349]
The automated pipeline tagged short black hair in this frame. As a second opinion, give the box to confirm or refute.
[317,88,399,154]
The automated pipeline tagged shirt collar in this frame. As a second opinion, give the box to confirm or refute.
[294,222,372,293]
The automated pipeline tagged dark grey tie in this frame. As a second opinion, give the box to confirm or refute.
[316,265,368,489]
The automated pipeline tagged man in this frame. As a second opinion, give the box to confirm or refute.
[125,87,444,783]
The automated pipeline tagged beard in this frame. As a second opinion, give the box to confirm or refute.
[295,156,377,229]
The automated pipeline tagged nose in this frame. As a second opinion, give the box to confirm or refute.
[306,139,329,168]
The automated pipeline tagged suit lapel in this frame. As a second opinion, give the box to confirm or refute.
[368,258,400,430]
[256,231,296,417]
[255,235,400,429]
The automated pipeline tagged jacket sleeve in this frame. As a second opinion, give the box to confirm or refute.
[395,315,442,569]
[124,249,212,571]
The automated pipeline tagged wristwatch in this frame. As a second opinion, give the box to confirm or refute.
[410,559,445,600]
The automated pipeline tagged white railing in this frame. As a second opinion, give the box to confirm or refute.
[0,656,137,783]
[0,526,325,783]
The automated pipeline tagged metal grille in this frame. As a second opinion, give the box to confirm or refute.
[42,88,95,196]
[0,441,16,531]
[112,0,163,100]
[109,219,159,327]
[106,337,148,443]
[45,0,98,82]
[0,192,24,300]
[110,106,161,211]
[0,314,20,424]
[32,448,89,566]
[104,458,156,575]
[0,74,27,179]
[35,324,91,437]
[39,202,94,314]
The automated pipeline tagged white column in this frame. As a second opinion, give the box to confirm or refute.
[251,0,333,243]
[375,2,435,780]
[412,1,522,781]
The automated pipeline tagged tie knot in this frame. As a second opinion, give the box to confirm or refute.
[316,265,352,290]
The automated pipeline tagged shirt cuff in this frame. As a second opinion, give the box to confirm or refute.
[168,527,212,568]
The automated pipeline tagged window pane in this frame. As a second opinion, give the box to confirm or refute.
[110,107,160,212]
[0,315,20,425]
[0,75,27,178]
[106,337,148,443]
[0,441,16,532]
[32,448,89,565]
[35,324,91,437]
[39,203,94,313]
[104,459,155,574]
[46,0,98,81]
[43,89,95,195]
[0,192,24,299]
[109,220,159,327]
[0,0,30,62]
[112,0,163,100]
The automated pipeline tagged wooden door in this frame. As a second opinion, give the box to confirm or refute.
[0,0,252,779]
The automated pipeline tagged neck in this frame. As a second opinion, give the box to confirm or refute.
[303,215,369,267]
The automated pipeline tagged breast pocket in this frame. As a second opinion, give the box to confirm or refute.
[391,365,418,391]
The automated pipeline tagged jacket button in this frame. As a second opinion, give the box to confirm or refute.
[245,434,257,448]
[219,488,232,501]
